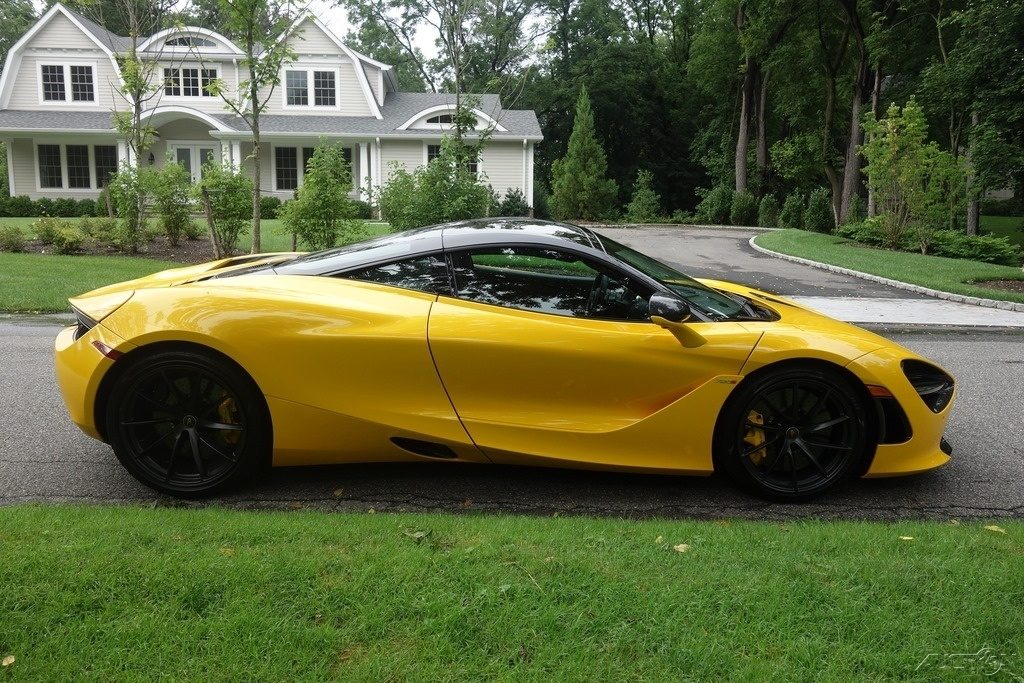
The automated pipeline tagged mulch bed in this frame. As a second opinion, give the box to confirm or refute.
[24,235,230,264]
[974,279,1024,294]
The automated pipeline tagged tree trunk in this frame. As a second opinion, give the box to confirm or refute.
[867,65,882,217]
[966,110,980,236]
[755,69,770,196]
[201,188,222,258]
[839,57,869,224]
[249,74,262,255]
[735,58,757,194]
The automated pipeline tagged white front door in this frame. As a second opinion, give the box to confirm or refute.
[169,143,220,183]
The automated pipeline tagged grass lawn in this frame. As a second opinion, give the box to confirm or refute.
[0,253,183,312]
[0,506,1021,680]
[980,215,1024,246]
[755,229,1024,304]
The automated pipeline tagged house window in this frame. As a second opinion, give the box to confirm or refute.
[426,114,454,124]
[69,66,94,101]
[41,65,66,101]
[427,144,441,163]
[165,36,216,47]
[313,71,335,106]
[163,68,180,96]
[66,145,91,188]
[275,147,298,190]
[164,67,216,97]
[286,71,308,106]
[38,145,63,188]
[182,68,200,97]
[201,68,218,96]
[94,145,118,188]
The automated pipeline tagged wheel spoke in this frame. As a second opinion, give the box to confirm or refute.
[199,420,244,432]
[137,428,176,457]
[806,415,850,433]
[794,438,829,478]
[800,388,831,422]
[159,369,186,405]
[745,420,780,431]
[199,434,238,463]
[187,428,206,478]
[803,439,852,451]
[742,434,783,458]
[122,417,174,427]
[786,445,799,492]
[164,430,185,482]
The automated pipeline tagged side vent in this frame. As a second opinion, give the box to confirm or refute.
[391,437,458,459]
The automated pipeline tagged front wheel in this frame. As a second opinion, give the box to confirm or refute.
[714,366,871,502]
[105,349,271,497]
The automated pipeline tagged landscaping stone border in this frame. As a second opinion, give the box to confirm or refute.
[749,234,1024,313]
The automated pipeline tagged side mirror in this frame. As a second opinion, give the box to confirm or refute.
[649,294,691,323]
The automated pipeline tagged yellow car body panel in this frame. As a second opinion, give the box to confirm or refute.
[55,248,953,480]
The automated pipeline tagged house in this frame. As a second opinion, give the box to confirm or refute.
[0,3,541,207]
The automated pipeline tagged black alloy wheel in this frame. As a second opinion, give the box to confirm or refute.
[106,350,270,496]
[715,367,870,502]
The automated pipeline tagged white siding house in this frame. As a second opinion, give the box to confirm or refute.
[0,4,542,205]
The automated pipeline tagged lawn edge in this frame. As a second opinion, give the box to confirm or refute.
[749,233,1024,313]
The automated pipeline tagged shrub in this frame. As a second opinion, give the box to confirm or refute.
[96,188,114,217]
[845,193,867,223]
[195,164,252,257]
[33,216,69,244]
[930,230,1022,266]
[108,164,150,253]
[81,217,118,244]
[377,138,491,232]
[729,190,758,226]
[979,197,1023,217]
[758,195,780,229]
[35,198,55,217]
[182,219,204,240]
[0,225,26,252]
[669,209,695,224]
[5,195,36,217]
[694,185,733,225]
[804,188,835,233]
[779,192,804,230]
[532,183,550,220]
[549,87,618,220]
[52,226,86,254]
[51,197,78,217]
[351,199,373,220]
[259,195,282,219]
[497,188,531,217]
[281,143,360,251]
[150,160,195,247]
[625,170,662,223]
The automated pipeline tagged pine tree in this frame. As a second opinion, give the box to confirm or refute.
[626,169,662,222]
[550,87,618,220]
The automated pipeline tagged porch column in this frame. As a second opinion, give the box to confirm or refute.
[116,140,128,167]
[220,140,232,168]
[526,142,535,212]
[358,141,369,200]
[231,141,241,169]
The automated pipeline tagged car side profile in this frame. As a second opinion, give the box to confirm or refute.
[54,218,955,501]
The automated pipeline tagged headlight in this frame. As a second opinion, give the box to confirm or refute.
[901,360,954,413]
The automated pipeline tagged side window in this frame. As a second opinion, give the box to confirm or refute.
[341,254,450,295]
[451,246,651,321]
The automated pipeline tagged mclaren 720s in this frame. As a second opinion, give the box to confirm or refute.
[54,218,955,501]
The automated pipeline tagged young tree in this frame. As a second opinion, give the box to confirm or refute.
[207,0,296,254]
[549,86,618,220]
[281,143,360,250]
[626,169,662,223]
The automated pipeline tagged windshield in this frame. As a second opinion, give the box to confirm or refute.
[593,233,745,320]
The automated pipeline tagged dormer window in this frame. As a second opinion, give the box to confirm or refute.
[165,36,217,47]
[163,67,218,97]
[426,114,454,124]
[284,67,339,109]
[40,63,95,103]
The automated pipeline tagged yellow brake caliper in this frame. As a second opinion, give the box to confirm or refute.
[217,396,241,446]
[744,410,767,465]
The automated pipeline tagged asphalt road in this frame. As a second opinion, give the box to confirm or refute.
[2,227,1022,519]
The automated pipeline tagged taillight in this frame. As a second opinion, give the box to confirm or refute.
[902,360,955,413]
[90,340,123,360]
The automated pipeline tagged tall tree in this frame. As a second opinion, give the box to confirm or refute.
[0,0,36,65]
[549,86,618,220]
[208,0,295,254]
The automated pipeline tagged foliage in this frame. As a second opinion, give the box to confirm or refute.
[980,198,1024,217]
[52,226,87,255]
[930,230,1021,267]
[803,189,834,234]
[79,217,119,245]
[758,196,780,229]
[33,217,68,245]
[149,160,195,247]
[845,194,866,224]
[549,87,618,221]
[625,170,663,223]
[779,193,804,230]
[0,225,25,252]
[377,138,491,231]
[280,143,360,251]
[351,200,374,220]
[0,0,36,67]
[194,164,252,257]
[107,164,150,253]
[729,191,758,227]
[694,185,733,225]
[497,188,531,217]
[862,99,967,253]
[259,196,282,220]
[2,196,36,218]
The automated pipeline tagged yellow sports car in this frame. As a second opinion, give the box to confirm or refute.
[54,219,955,501]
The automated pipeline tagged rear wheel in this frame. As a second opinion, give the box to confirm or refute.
[105,349,270,497]
[714,366,870,502]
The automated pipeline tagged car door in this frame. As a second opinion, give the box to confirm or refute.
[427,244,763,472]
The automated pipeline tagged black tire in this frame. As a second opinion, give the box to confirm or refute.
[713,365,871,502]
[105,348,271,497]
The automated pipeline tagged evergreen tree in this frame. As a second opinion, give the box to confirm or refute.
[550,87,618,220]
[626,169,662,223]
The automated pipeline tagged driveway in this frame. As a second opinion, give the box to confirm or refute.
[2,227,1022,519]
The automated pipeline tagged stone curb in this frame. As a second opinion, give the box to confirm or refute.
[748,235,1024,313]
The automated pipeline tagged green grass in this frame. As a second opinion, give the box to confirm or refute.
[755,229,1024,304]
[0,506,1021,680]
[981,215,1024,246]
[0,253,183,312]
